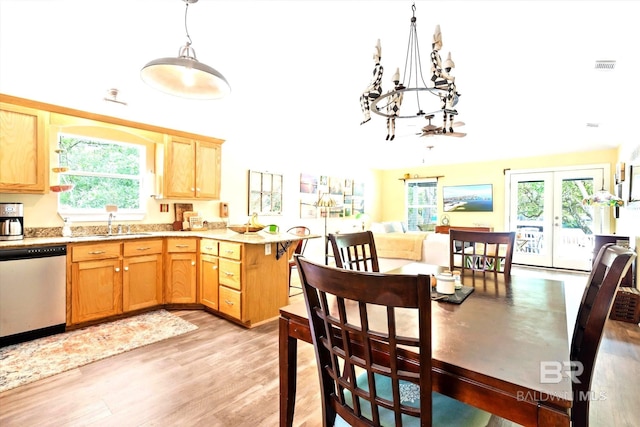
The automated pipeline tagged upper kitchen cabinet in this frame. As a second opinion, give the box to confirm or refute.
[160,135,222,200]
[0,102,49,193]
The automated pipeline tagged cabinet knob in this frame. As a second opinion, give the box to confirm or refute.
[115,267,120,272]
[124,266,129,271]
[224,299,234,306]
[224,271,234,277]
[212,265,218,270]
[191,261,196,266]
[191,187,195,191]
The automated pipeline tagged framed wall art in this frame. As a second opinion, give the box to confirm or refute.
[443,184,493,212]
[615,162,626,184]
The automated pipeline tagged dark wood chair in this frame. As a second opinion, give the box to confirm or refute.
[570,243,636,427]
[449,230,516,276]
[287,226,311,296]
[295,256,494,426]
[328,231,379,272]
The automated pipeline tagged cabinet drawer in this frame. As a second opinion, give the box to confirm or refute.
[219,258,241,290]
[166,238,197,253]
[200,238,219,255]
[219,286,241,319]
[219,241,242,260]
[71,242,121,262]
[123,239,163,257]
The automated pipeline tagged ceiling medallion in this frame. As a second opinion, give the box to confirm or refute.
[359,3,465,140]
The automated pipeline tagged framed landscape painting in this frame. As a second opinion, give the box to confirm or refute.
[443,184,493,212]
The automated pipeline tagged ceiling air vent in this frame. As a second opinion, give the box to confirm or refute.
[586,122,600,128]
[594,60,616,70]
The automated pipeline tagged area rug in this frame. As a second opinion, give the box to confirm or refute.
[0,309,198,393]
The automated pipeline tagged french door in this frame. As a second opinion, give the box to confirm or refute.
[507,166,607,270]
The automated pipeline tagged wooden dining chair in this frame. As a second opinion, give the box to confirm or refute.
[295,255,494,427]
[328,231,380,272]
[287,226,311,296]
[570,243,636,427]
[449,230,516,276]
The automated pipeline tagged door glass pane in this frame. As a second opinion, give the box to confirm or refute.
[514,180,545,255]
[557,177,594,260]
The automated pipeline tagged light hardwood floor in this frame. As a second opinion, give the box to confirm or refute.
[0,267,638,426]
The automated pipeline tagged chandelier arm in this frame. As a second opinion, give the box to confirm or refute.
[371,88,445,119]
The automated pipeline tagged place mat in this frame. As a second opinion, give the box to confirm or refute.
[431,285,474,304]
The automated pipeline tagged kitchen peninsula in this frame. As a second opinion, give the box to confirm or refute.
[0,229,319,331]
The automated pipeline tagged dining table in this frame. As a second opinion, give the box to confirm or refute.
[279,262,573,427]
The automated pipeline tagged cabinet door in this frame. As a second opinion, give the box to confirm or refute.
[0,103,48,193]
[123,253,163,312]
[165,136,196,198]
[199,254,219,309]
[166,252,197,303]
[195,140,221,199]
[71,258,122,324]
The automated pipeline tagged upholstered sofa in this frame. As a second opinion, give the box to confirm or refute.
[371,222,450,271]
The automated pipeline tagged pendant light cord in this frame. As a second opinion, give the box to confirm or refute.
[184,1,193,46]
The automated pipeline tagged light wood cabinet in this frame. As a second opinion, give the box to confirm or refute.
[0,102,49,193]
[165,237,197,304]
[123,239,163,312]
[69,242,122,324]
[218,241,243,319]
[199,238,219,310]
[203,239,290,326]
[163,136,221,199]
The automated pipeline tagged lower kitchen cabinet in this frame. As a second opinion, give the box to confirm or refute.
[199,238,219,310]
[201,239,290,326]
[165,238,197,304]
[123,239,163,312]
[69,241,122,324]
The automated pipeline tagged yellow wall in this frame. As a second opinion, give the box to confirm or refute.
[378,149,618,231]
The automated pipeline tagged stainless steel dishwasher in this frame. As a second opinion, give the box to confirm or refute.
[0,244,67,346]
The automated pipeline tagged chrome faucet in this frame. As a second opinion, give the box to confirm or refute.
[108,213,115,235]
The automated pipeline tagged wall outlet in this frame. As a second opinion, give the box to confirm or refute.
[265,243,271,255]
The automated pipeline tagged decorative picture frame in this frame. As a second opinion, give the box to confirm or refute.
[443,184,493,212]
[615,162,626,184]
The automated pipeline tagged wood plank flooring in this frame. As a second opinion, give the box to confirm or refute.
[0,266,638,426]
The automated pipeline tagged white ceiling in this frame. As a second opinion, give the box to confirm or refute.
[1,0,639,170]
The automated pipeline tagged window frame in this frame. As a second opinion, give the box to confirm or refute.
[405,178,438,231]
[55,131,149,223]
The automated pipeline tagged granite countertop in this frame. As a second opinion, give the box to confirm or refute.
[0,230,321,249]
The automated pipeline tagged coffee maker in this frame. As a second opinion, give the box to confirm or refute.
[0,202,24,240]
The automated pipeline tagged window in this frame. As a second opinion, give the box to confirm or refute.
[57,133,146,221]
[248,170,283,215]
[405,179,437,231]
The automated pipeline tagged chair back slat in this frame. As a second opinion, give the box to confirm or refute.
[570,243,636,427]
[329,231,380,272]
[449,230,515,276]
[296,256,432,426]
